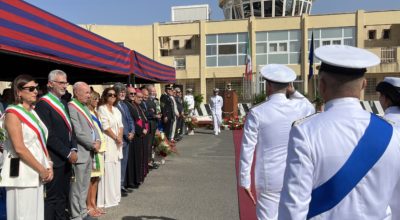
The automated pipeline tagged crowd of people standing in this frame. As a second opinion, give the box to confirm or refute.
[0,69,194,220]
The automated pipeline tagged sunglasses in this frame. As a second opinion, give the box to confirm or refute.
[21,86,39,92]
[107,93,116,98]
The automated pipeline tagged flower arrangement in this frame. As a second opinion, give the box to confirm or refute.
[154,131,178,157]
[184,116,198,130]
[223,116,245,130]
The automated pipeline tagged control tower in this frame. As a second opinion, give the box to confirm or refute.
[219,0,313,19]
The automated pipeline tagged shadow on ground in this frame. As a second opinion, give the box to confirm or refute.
[122,216,177,220]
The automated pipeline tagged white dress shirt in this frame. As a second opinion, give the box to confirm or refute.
[279,98,400,220]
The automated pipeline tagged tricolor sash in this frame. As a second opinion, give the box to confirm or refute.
[68,99,94,129]
[307,113,393,219]
[6,105,48,157]
[39,93,72,132]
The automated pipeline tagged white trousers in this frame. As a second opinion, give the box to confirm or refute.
[256,191,280,220]
[212,111,222,133]
[98,160,121,208]
[7,185,44,220]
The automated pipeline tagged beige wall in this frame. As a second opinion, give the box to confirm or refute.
[87,9,400,102]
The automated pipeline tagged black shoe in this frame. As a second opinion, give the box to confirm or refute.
[121,191,128,197]
[121,187,133,193]
[152,162,159,169]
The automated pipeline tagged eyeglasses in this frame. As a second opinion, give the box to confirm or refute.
[51,80,69,86]
[107,93,116,98]
[129,93,135,95]
[21,86,39,92]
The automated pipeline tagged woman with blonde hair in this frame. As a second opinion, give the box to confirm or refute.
[86,90,106,217]
[1,74,53,220]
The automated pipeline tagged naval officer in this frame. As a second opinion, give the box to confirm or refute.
[209,88,223,135]
[239,64,314,220]
[279,45,400,220]
[376,77,400,126]
[376,77,400,220]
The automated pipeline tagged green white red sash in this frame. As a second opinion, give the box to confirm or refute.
[6,105,48,157]
[68,99,94,129]
[39,93,72,132]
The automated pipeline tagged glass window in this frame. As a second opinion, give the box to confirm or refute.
[218,34,237,43]
[290,41,300,52]
[343,27,354,38]
[321,28,342,38]
[322,40,331,46]
[279,43,288,52]
[243,3,251,17]
[256,43,268,53]
[219,45,236,55]
[344,39,354,46]
[264,0,272,17]
[368,30,376,40]
[332,40,341,45]
[219,55,237,66]
[268,54,288,64]
[256,54,268,65]
[207,57,217,67]
[290,53,301,64]
[308,30,320,39]
[238,55,247,65]
[269,31,288,41]
[206,35,216,44]
[238,43,247,54]
[290,30,300,40]
[253,2,262,17]
[206,45,217,55]
[269,43,278,52]
[275,0,284,16]
[238,33,248,42]
[383,29,391,39]
[256,32,268,42]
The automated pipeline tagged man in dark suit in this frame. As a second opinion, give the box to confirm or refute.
[174,87,184,141]
[160,84,175,141]
[35,69,78,220]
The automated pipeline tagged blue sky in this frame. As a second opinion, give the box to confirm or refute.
[24,0,400,25]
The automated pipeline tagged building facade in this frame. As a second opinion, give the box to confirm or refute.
[87,9,400,102]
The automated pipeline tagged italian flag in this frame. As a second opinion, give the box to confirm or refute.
[245,32,252,80]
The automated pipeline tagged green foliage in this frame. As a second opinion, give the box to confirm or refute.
[183,100,189,115]
[253,93,267,105]
[194,94,204,108]
[313,92,324,111]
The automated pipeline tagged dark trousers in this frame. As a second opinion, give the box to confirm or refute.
[163,119,175,140]
[149,120,157,160]
[120,141,129,187]
[45,164,71,220]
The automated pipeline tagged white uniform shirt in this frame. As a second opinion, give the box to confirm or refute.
[240,91,315,191]
[279,98,400,220]
[210,95,223,113]
[384,106,400,220]
[184,95,195,110]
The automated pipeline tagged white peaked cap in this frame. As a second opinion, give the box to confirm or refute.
[383,77,400,88]
[315,45,380,69]
[260,64,296,83]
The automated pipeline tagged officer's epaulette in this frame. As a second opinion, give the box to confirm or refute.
[292,112,320,127]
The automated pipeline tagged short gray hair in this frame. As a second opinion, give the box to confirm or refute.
[113,82,126,94]
[72,81,88,95]
[48,69,67,81]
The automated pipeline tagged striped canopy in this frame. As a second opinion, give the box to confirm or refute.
[0,0,175,83]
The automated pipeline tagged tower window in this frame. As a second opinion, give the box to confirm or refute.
[368,30,376,40]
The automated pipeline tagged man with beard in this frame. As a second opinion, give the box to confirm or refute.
[113,83,134,197]
[68,82,100,220]
[35,70,78,220]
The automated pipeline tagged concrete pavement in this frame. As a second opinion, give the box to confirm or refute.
[99,128,239,220]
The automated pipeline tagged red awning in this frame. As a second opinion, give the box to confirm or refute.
[0,0,175,83]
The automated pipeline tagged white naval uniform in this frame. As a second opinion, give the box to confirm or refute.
[383,106,400,220]
[209,95,223,134]
[279,98,400,220]
[240,91,314,220]
[184,94,195,116]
